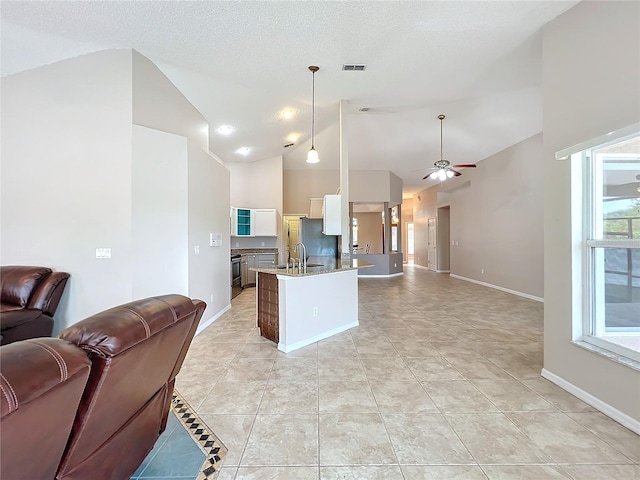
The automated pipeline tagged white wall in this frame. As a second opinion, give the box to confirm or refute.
[413,133,544,299]
[1,48,233,333]
[132,50,208,151]
[1,50,134,332]
[349,170,403,205]
[412,188,438,268]
[354,212,383,254]
[283,169,339,214]
[132,126,189,299]
[228,156,283,251]
[188,143,231,321]
[543,0,640,424]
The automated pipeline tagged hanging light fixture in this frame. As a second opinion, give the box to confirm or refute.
[306,65,320,164]
[422,114,476,181]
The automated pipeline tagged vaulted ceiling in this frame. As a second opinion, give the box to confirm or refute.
[1,1,581,196]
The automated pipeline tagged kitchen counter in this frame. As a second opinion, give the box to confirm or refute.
[251,259,372,277]
[254,260,366,353]
[231,247,278,255]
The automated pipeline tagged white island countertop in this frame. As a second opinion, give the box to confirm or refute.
[251,258,372,277]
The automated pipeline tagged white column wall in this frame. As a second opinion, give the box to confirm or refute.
[188,143,232,322]
[132,126,189,299]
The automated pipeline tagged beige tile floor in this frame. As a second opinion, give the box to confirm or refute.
[176,266,640,480]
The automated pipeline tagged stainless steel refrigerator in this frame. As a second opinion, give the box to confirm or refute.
[298,217,338,263]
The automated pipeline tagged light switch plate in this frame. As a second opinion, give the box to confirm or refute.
[210,233,222,247]
[96,248,111,259]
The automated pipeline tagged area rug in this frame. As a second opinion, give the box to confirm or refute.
[171,389,227,479]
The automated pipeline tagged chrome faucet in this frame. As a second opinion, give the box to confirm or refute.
[293,242,307,273]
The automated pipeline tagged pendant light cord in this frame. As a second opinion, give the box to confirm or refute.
[311,69,315,149]
[440,116,443,160]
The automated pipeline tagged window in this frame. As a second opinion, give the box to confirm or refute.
[571,128,640,361]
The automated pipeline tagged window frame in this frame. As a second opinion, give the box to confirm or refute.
[569,126,640,363]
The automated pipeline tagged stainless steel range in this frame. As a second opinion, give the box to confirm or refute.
[231,254,241,299]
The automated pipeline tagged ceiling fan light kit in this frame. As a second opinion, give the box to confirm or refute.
[422,114,476,181]
[306,65,320,164]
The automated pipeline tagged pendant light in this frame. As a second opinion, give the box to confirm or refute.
[306,65,320,164]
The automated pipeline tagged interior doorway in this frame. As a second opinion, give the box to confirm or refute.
[437,206,451,272]
[406,222,414,264]
[427,218,437,271]
[283,215,301,262]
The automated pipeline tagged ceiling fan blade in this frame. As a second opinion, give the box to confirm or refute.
[450,169,463,176]
[422,171,437,180]
[452,164,476,168]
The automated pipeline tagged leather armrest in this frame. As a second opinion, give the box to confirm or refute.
[28,272,70,316]
[59,295,200,357]
[0,338,91,417]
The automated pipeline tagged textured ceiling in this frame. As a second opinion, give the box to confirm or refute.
[1,0,580,196]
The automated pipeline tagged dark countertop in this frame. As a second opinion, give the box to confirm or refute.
[231,248,278,255]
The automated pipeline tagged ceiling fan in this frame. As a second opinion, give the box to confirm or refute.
[422,114,476,181]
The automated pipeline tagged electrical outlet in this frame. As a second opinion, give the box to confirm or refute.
[481,269,485,274]
[394,263,397,267]
[194,246,200,255]
[313,306,319,317]
[210,294,214,302]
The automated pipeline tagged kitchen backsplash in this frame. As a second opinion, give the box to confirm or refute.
[230,236,278,249]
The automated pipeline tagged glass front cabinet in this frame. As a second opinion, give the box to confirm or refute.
[231,207,253,236]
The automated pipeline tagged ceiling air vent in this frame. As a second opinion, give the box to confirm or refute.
[342,64,367,71]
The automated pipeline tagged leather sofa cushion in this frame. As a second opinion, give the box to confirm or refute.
[0,266,51,307]
[0,305,43,329]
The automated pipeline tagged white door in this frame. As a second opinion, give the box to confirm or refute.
[285,217,300,261]
[427,218,437,271]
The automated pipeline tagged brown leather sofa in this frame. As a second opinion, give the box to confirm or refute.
[0,338,91,480]
[0,265,70,345]
[0,294,205,480]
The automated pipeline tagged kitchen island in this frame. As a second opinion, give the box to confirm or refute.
[251,259,370,352]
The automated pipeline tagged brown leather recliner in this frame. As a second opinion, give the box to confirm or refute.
[0,265,70,345]
[56,294,206,480]
[0,338,91,480]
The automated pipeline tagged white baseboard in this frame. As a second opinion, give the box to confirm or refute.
[358,272,404,278]
[541,368,640,434]
[278,321,359,353]
[450,274,544,303]
[195,303,231,336]
[436,269,451,273]
[410,263,430,269]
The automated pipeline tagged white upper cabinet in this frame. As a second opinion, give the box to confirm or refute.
[252,208,278,236]
[322,195,341,235]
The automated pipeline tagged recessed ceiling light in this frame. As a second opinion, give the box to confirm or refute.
[278,108,296,120]
[216,125,235,136]
[236,147,251,156]
[287,133,300,143]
